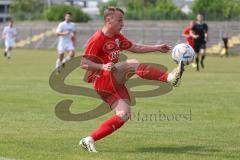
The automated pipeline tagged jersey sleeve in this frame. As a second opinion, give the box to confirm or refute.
[118,33,133,50]
[56,23,63,33]
[84,38,102,57]
[2,27,6,36]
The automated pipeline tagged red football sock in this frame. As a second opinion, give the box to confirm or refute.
[136,64,168,82]
[90,115,125,141]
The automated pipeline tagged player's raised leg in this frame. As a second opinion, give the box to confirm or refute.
[114,59,184,87]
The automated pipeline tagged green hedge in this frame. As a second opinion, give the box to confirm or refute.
[44,5,91,22]
[9,0,45,20]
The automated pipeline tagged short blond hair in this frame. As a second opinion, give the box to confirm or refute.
[103,7,124,20]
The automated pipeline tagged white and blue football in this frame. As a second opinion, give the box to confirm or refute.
[172,43,196,65]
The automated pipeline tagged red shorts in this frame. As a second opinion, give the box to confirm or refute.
[93,70,131,107]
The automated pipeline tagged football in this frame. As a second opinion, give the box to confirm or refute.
[172,43,196,65]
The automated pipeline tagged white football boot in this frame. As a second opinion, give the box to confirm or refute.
[79,136,98,152]
[169,60,185,87]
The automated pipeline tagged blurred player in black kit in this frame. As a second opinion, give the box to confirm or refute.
[192,14,208,71]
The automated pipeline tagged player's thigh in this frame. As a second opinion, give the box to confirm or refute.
[5,41,10,48]
[57,42,67,55]
[66,43,75,57]
[5,43,12,50]
[7,40,14,49]
[113,59,140,84]
[199,44,206,56]
[199,49,205,56]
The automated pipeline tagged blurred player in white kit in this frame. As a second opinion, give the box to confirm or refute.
[2,19,17,59]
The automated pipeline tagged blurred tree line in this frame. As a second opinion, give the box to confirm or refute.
[100,0,186,20]
[192,0,240,20]
[123,0,187,20]
[100,0,240,20]
[9,0,91,22]
[9,0,240,21]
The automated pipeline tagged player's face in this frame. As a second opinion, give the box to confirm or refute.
[65,14,71,22]
[109,11,124,33]
[197,14,203,22]
[9,21,13,27]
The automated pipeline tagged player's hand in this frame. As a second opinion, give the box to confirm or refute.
[102,62,116,71]
[193,35,199,39]
[205,34,208,42]
[157,44,172,53]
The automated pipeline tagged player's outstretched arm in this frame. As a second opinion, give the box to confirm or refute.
[127,43,171,53]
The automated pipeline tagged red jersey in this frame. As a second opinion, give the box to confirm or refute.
[83,30,132,83]
[183,27,194,48]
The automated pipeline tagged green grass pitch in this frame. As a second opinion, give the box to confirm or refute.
[0,48,240,160]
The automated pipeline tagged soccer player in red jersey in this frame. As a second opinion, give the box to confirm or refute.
[182,21,198,68]
[79,7,184,152]
[182,21,197,48]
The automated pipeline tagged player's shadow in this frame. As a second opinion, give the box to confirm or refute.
[138,145,219,154]
[137,145,238,159]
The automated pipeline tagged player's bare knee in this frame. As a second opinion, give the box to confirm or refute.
[116,111,131,122]
[127,59,140,65]
[69,52,75,58]
[126,59,140,70]
[59,54,64,61]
